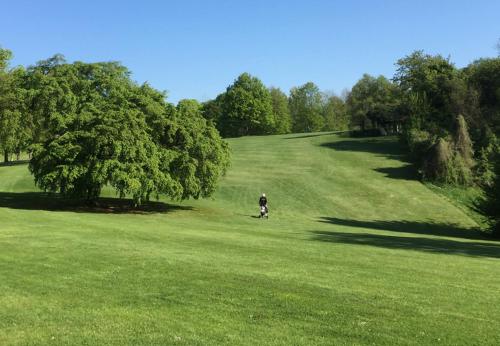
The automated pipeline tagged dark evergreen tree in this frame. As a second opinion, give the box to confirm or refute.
[481,156,500,237]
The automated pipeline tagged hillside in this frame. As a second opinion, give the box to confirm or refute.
[1,133,499,345]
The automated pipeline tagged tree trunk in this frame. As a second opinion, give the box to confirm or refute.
[4,151,8,163]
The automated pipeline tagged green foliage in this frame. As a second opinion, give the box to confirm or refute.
[201,98,222,125]
[269,87,291,134]
[27,60,230,205]
[403,128,434,160]
[463,58,500,136]
[422,137,453,182]
[479,155,500,237]
[27,62,166,204]
[394,51,463,136]
[0,47,29,162]
[217,73,275,137]
[322,95,349,131]
[289,82,324,132]
[347,74,400,132]
[475,131,498,187]
[454,114,474,166]
[421,116,475,186]
[0,47,12,71]
[163,99,230,199]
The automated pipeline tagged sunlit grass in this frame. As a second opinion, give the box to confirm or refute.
[0,133,499,345]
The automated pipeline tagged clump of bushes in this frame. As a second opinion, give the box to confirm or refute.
[406,115,475,186]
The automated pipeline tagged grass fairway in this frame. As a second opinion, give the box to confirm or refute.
[1,133,499,345]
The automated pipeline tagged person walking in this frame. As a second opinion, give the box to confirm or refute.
[259,193,268,218]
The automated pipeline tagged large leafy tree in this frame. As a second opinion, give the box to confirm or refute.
[464,58,500,136]
[394,51,464,135]
[217,73,275,137]
[269,87,291,134]
[27,59,229,205]
[347,74,400,131]
[289,82,324,133]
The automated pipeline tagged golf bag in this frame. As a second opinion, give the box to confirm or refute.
[259,205,268,219]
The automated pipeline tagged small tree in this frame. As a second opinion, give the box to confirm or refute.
[446,114,474,185]
[421,115,475,186]
[480,156,500,237]
[422,137,452,182]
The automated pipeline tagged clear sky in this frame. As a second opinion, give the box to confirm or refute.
[1,0,499,103]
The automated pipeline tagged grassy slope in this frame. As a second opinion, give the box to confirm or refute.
[0,133,499,345]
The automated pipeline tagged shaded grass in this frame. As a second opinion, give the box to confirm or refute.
[0,191,192,214]
[311,231,500,258]
[318,217,485,240]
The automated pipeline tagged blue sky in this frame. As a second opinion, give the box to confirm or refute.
[1,0,499,103]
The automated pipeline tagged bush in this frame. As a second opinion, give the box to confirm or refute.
[422,137,452,182]
[475,132,498,187]
[403,128,434,160]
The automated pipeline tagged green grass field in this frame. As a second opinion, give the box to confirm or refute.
[1,133,499,345]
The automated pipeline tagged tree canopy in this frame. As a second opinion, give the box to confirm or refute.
[289,82,324,133]
[347,74,400,132]
[323,94,349,131]
[269,87,292,134]
[26,58,229,205]
[0,48,28,162]
[394,51,464,135]
[216,73,275,137]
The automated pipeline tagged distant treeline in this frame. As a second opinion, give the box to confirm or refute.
[201,73,350,137]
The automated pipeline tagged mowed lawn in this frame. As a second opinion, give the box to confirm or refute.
[0,133,499,345]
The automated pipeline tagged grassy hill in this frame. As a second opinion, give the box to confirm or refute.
[1,133,499,345]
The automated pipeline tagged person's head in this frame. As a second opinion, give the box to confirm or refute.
[262,193,266,197]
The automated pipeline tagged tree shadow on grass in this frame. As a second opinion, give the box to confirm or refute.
[284,132,340,139]
[320,138,411,163]
[374,165,419,181]
[320,138,421,180]
[0,160,30,167]
[318,217,488,241]
[0,192,193,214]
[310,230,500,258]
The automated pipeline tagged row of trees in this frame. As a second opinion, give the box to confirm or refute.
[346,49,500,236]
[201,73,350,137]
[0,47,230,205]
